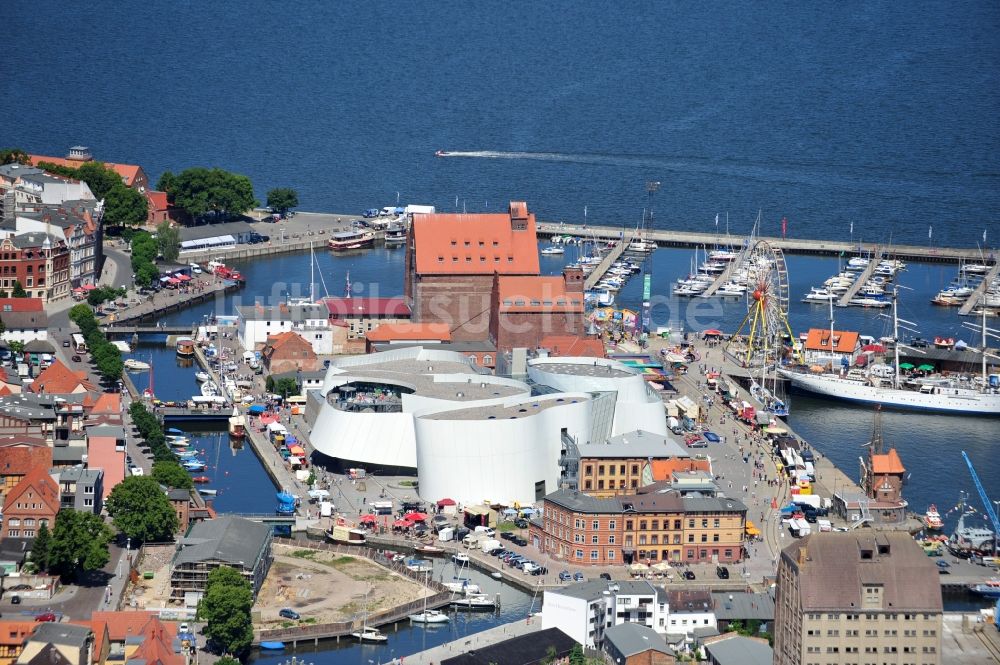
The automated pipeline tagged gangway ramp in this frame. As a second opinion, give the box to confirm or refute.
[837,249,882,307]
[958,261,1000,316]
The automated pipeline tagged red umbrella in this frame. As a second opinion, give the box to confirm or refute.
[862,344,886,353]
[393,519,412,528]
[702,329,724,336]
[436,498,456,507]
[359,514,377,523]
[404,511,428,522]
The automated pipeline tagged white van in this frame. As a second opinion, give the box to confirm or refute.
[474,526,495,537]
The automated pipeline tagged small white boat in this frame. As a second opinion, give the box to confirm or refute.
[405,559,433,573]
[450,594,496,610]
[198,488,218,496]
[540,246,565,255]
[124,359,151,371]
[409,610,449,624]
[451,552,470,564]
[195,371,211,383]
[201,381,219,397]
[168,438,191,447]
[351,628,387,643]
[443,579,481,595]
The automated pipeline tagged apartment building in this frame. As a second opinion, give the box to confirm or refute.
[774,531,942,665]
[533,489,746,566]
[541,580,666,648]
[573,430,703,497]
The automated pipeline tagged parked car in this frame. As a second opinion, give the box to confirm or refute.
[716,566,730,579]
[599,572,612,580]
[34,613,57,622]
[573,572,585,582]
[501,532,515,541]
[558,571,572,581]
[62,340,71,348]
[513,536,528,547]
[530,566,548,576]
[682,570,696,580]
[514,518,529,528]
[935,560,950,568]
[179,623,189,633]
[10,596,20,605]
[278,608,300,620]
[71,355,82,362]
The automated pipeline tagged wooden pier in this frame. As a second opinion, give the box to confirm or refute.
[837,249,882,307]
[958,261,1000,316]
[537,222,992,264]
[583,233,632,290]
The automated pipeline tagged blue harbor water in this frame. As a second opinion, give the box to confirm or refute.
[5,2,1000,248]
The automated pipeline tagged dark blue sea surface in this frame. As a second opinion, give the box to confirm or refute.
[5,2,1000,247]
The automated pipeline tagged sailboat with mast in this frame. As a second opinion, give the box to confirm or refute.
[779,291,1000,415]
[408,570,450,624]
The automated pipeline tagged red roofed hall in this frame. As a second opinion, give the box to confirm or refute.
[2,465,60,540]
[0,298,44,312]
[0,437,52,501]
[29,147,148,190]
[263,331,319,373]
[803,328,860,363]
[537,335,606,359]
[26,360,97,394]
[490,269,586,352]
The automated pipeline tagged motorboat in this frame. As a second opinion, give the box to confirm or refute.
[434,150,453,157]
[961,263,990,274]
[201,381,219,397]
[933,337,955,349]
[259,642,285,650]
[228,406,246,439]
[443,579,481,595]
[194,371,211,382]
[198,488,218,496]
[969,580,1000,598]
[351,627,387,642]
[803,287,836,303]
[714,282,746,297]
[326,524,366,545]
[328,229,375,251]
[415,544,445,556]
[848,296,891,308]
[409,609,450,624]
[923,505,944,530]
[182,461,207,471]
[405,558,433,573]
[124,359,150,371]
[191,476,211,484]
[384,224,407,245]
[451,552,470,565]
[450,594,496,610]
[540,246,565,255]
[176,338,195,357]
[169,439,192,448]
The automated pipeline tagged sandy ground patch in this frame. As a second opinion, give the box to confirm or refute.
[254,543,430,627]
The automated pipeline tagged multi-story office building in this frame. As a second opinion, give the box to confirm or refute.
[774,531,942,665]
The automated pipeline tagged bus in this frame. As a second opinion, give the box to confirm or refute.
[71,333,87,354]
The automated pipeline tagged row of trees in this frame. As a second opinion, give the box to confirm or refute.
[34,159,148,228]
[87,285,126,307]
[128,401,194,491]
[28,511,114,580]
[68,304,123,383]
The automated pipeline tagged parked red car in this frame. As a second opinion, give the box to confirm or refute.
[34,613,57,622]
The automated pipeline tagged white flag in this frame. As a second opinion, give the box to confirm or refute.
[715,213,719,228]
[850,221,853,235]
[584,206,587,217]
[928,225,932,240]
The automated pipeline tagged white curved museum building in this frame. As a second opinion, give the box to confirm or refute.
[308,348,666,505]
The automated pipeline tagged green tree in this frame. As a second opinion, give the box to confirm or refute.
[198,566,254,655]
[155,220,180,263]
[0,148,30,165]
[266,188,298,216]
[152,460,194,490]
[161,167,258,221]
[8,340,24,356]
[48,510,113,579]
[156,171,176,195]
[11,281,28,298]
[28,522,52,572]
[104,184,148,228]
[266,376,299,398]
[568,644,585,665]
[69,303,95,325]
[215,657,241,665]
[36,160,123,199]
[106,476,179,542]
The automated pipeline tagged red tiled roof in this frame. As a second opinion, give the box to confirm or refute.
[91,392,121,415]
[0,620,36,647]
[29,155,143,187]
[872,448,905,475]
[537,335,605,358]
[3,465,59,515]
[323,297,411,318]
[804,328,860,354]
[412,202,540,276]
[26,359,97,394]
[265,331,312,350]
[87,612,180,665]
[0,439,52,477]
[366,323,452,343]
[497,276,584,312]
[146,190,170,211]
[0,298,44,312]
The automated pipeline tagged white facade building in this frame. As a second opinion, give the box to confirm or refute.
[541,580,666,649]
[237,303,334,354]
[307,347,671,506]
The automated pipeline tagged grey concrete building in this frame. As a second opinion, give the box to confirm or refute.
[774,531,943,665]
[169,515,273,602]
[53,467,103,514]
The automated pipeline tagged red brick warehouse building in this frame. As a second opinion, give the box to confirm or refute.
[404,201,585,351]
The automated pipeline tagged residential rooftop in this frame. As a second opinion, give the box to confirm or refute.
[577,429,690,459]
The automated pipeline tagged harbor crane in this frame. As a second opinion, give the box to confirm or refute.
[961,450,1000,554]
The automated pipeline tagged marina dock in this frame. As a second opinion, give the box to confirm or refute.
[583,234,631,290]
[958,261,1000,315]
[699,249,747,298]
[837,248,882,306]
[536,222,993,264]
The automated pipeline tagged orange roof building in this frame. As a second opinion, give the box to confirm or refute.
[495,276,584,313]
[0,621,36,665]
[490,269,586,352]
[871,448,905,475]
[0,437,52,501]
[803,328,860,357]
[26,360,97,395]
[365,323,451,343]
[29,152,147,190]
[82,612,182,665]
[537,335,605,358]
[262,331,318,374]
[1,465,60,540]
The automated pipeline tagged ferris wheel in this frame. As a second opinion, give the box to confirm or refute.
[725,240,797,368]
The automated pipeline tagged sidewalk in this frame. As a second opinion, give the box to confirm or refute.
[404,618,542,665]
